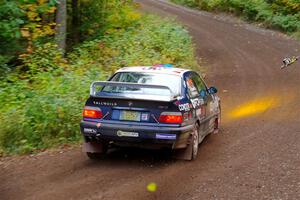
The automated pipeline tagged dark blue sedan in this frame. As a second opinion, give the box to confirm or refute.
[80,65,221,160]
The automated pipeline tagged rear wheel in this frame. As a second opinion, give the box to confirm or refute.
[85,142,108,160]
[172,124,199,161]
[86,152,105,160]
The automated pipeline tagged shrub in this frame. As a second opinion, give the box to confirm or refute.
[171,0,300,38]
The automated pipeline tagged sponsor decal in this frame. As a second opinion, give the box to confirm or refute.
[191,97,204,108]
[179,103,190,111]
[117,130,139,137]
[83,128,97,134]
[93,101,117,106]
[141,113,149,121]
[156,134,176,140]
[142,66,163,71]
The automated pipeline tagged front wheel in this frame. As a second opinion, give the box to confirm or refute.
[191,124,199,160]
[213,104,221,134]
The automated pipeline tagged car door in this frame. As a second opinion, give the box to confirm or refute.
[184,72,207,137]
[190,72,215,134]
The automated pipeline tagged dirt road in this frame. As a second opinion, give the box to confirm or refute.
[1,0,300,199]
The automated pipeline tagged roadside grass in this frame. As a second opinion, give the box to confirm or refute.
[0,14,198,155]
[171,0,300,40]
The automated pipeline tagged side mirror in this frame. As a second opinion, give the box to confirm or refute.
[199,89,207,98]
[208,86,218,94]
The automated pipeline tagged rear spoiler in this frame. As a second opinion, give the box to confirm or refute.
[90,81,177,102]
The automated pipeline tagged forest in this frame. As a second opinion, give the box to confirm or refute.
[0,0,198,154]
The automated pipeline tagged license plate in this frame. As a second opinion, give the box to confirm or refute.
[120,110,141,121]
[117,130,139,137]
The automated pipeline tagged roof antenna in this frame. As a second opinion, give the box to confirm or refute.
[281,55,299,69]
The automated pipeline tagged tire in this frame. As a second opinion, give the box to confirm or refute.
[86,152,105,160]
[86,142,108,160]
[213,104,221,134]
[191,124,199,160]
[172,124,199,161]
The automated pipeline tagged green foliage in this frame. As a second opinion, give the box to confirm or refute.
[70,15,198,73]
[0,0,24,41]
[171,0,300,37]
[0,13,198,154]
[20,43,65,75]
[77,0,141,40]
[0,0,58,71]
[0,0,25,68]
[0,67,102,154]
[0,0,138,70]
[75,0,108,39]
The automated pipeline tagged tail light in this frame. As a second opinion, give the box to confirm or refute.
[83,106,103,119]
[159,112,183,124]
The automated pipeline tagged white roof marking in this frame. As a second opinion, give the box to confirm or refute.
[115,66,190,76]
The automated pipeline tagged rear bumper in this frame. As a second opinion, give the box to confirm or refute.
[80,120,193,149]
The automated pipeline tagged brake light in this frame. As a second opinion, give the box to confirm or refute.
[83,107,103,119]
[159,112,183,124]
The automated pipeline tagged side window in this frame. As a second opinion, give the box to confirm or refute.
[192,72,207,92]
[185,73,199,98]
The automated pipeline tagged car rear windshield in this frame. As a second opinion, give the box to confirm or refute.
[102,72,181,96]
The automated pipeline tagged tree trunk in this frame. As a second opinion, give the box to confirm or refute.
[55,0,67,55]
[71,0,80,44]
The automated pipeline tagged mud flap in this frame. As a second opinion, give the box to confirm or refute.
[82,141,105,153]
[172,144,193,160]
[172,133,193,161]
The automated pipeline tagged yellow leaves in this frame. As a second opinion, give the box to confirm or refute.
[88,29,95,35]
[27,11,38,21]
[29,24,55,39]
[127,11,141,21]
[275,0,300,12]
[43,25,56,36]
[38,0,47,5]
[47,7,56,14]
[21,2,56,44]
[31,28,43,39]
[27,4,37,12]
[21,28,30,38]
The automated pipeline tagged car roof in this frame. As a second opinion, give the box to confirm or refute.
[115,65,191,76]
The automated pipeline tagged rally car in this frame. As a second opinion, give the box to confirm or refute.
[80,65,221,160]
